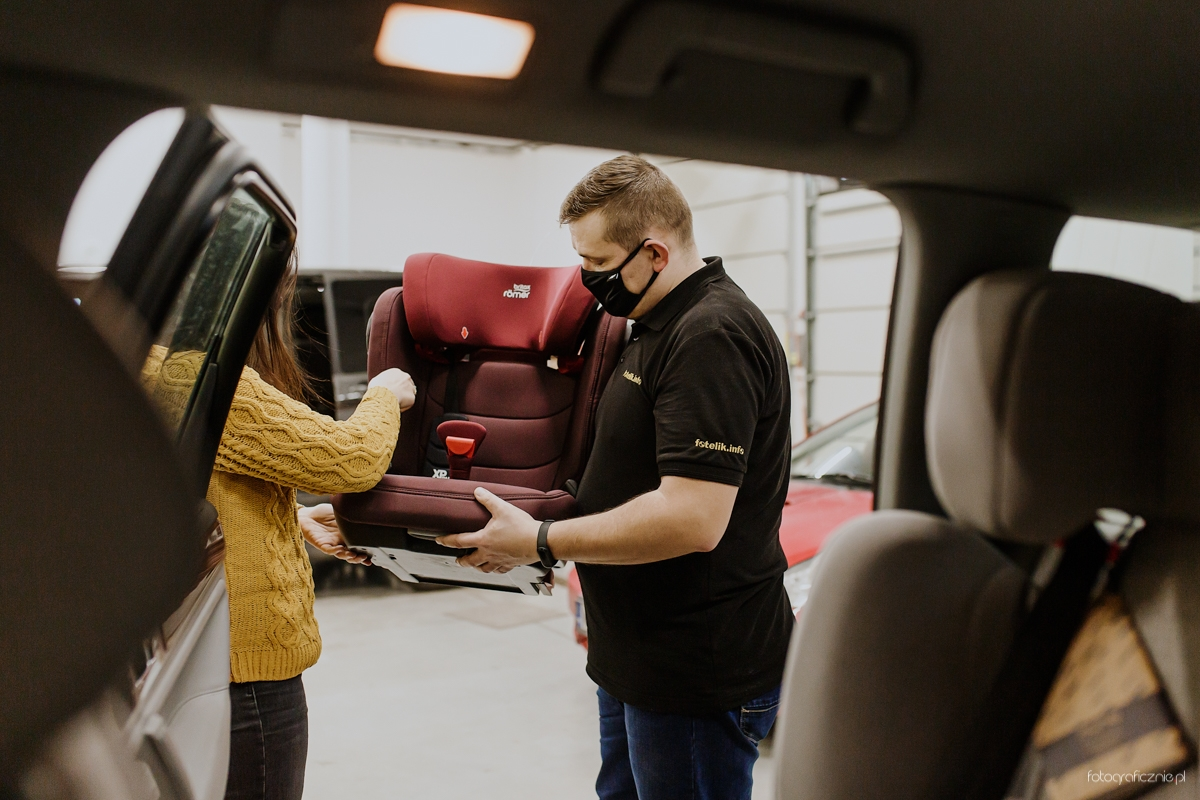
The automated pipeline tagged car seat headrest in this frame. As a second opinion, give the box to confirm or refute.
[926,269,1200,545]
[402,253,598,355]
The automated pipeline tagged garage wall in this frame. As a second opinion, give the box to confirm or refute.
[806,186,900,431]
[212,107,812,283]
[654,159,807,437]
[214,108,814,436]
[211,108,623,269]
[59,106,812,434]
[801,190,1200,434]
[65,107,1200,447]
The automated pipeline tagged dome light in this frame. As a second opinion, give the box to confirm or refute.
[375,4,535,80]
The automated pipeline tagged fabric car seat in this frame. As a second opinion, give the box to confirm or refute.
[332,253,625,594]
[771,270,1200,799]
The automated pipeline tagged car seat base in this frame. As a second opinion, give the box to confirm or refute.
[358,546,553,596]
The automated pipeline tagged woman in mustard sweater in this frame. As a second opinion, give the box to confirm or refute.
[149,264,414,800]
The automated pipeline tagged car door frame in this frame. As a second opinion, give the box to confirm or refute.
[74,106,297,800]
[95,107,297,488]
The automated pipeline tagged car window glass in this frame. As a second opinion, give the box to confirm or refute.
[792,412,877,483]
[1052,216,1200,300]
[332,279,405,374]
[141,188,273,431]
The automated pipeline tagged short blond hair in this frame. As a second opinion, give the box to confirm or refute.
[559,155,694,250]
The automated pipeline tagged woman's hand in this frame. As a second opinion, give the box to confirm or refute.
[297,503,371,565]
[368,368,417,411]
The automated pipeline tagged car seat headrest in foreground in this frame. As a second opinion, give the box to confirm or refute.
[0,237,201,779]
[772,270,1200,800]
[402,253,597,355]
[926,269,1200,545]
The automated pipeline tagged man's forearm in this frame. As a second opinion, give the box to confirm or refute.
[435,477,736,572]
[549,479,735,565]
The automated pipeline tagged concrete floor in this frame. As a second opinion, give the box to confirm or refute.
[303,579,777,799]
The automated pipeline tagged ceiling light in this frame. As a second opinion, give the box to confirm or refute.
[374,4,535,80]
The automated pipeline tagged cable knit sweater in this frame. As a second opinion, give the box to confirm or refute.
[143,346,401,682]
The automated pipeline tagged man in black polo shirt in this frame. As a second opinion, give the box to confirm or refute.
[437,155,793,799]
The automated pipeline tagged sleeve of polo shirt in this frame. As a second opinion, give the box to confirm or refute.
[654,328,766,487]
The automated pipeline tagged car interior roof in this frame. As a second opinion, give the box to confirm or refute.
[2,5,1197,781]
[4,2,1199,785]
[3,0,1200,228]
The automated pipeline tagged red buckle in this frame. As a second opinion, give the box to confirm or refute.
[444,436,476,458]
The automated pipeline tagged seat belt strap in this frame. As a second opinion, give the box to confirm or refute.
[443,358,461,415]
[947,524,1113,800]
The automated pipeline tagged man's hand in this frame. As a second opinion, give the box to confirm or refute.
[297,503,371,566]
[436,488,539,573]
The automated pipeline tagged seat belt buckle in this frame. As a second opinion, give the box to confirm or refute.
[1091,508,1147,599]
[437,420,488,480]
[1095,508,1146,551]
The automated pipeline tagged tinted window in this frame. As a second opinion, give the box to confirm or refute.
[331,278,402,373]
[141,189,273,430]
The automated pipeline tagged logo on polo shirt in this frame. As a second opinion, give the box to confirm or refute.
[503,283,531,299]
[623,370,642,385]
[695,439,745,455]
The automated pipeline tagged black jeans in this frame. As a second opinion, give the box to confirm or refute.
[225,675,308,800]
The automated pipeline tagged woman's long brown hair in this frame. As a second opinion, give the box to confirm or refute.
[245,250,314,403]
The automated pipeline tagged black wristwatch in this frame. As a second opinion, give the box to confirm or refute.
[537,520,556,568]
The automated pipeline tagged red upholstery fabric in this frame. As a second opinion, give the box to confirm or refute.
[402,253,597,354]
[335,254,626,553]
[364,283,624,489]
[333,476,579,537]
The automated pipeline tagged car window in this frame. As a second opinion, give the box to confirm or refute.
[331,278,405,374]
[1052,216,1199,301]
[211,106,907,438]
[792,406,878,485]
[59,109,184,273]
[57,109,184,306]
[327,277,405,419]
[61,109,298,477]
[141,188,274,431]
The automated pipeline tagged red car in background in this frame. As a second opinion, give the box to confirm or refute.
[567,402,879,648]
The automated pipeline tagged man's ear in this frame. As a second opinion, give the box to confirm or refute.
[647,240,670,271]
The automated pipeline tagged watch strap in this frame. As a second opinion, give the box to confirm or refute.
[537,519,556,569]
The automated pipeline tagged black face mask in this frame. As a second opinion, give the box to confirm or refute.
[580,238,655,318]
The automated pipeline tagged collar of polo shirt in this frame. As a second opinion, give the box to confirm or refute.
[635,257,727,332]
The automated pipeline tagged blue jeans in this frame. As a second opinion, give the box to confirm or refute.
[224,675,308,800]
[596,685,781,800]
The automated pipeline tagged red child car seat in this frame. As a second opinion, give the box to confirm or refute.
[331,253,626,594]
